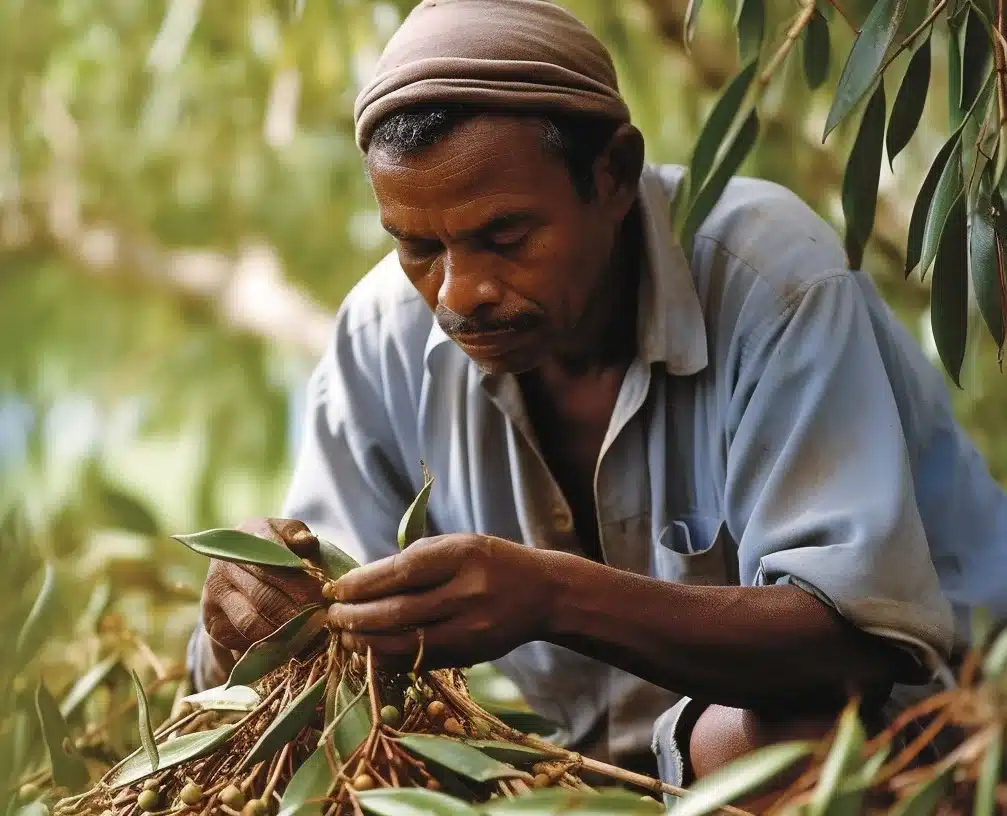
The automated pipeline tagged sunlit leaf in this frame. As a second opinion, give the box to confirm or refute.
[241,675,326,769]
[326,674,372,759]
[824,0,909,139]
[173,528,307,569]
[972,607,997,654]
[278,745,338,816]
[109,725,236,789]
[969,195,1006,350]
[960,8,990,115]
[735,0,764,64]
[842,84,886,268]
[808,703,864,816]
[16,563,58,665]
[226,605,325,688]
[682,111,760,257]
[907,135,961,276]
[948,12,966,132]
[477,703,558,737]
[481,787,666,813]
[915,143,963,281]
[398,462,434,550]
[318,538,361,579]
[13,804,50,816]
[77,580,112,634]
[802,9,830,90]
[181,683,261,712]
[59,655,120,718]
[398,735,527,782]
[130,670,159,773]
[357,788,480,816]
[983,626,1007,679]
[931,194,969,387]
[887,764,952,815]
[973,726,1003,816]
[35,682,89,791]
[887,31,931,167]
[461,740,549,766]
[672,741,814,816]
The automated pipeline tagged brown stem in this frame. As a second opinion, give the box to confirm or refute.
[824,0,858,31]
[262,744,291,801]
[875,0,949,82]
[758,0,819,86]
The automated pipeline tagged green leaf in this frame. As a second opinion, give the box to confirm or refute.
[16,563,58,665]
[808,704,865,816]
[397,735,528,782]
[35,682,89,791]
[109,725,236,789]
[843,745,890,791]
[931,193,969,386]
[960,8,990,115]
[481,787,666,813]
[916,143,964,280]
[824,0,909,139]
[226,605,325,688]
[317,538,361,579]
[842,84,887,268]
[357,788,480,816]
[983,626,1007,679]
[969,196,1006,350]
[326,674,372,759]
[59,654,120,718]
[461,740,549,766]
[735,0,764,64]
[948,12,966,132]
[398,462,434,550]
[477,703,558,737]
[887,764,952,816]
[278,745,338,816]
[682,111,760,257]
[130,670,159,773]
[672,741,815,816]
[683,0,705,50]
[973,727,1003,816]
[181,683,260,712]
[687,61,758,204]
[907,135,961,276]
[173,528,307,569]
[886,32,930,167]
[241,675,326,769]
[802,10,830,90]
[971,607,997,654]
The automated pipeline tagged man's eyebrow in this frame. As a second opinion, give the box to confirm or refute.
[382,211,538,243]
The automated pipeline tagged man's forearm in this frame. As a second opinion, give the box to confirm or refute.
[542,551,912,712]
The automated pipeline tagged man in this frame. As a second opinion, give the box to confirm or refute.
[189,0,1007,795]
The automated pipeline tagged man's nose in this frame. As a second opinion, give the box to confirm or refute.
[438,249,503,317]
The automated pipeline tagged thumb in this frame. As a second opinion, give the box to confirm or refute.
[236,517,320,561]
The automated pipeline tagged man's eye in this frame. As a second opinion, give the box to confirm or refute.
[400,239,442,260]
[487,230,529,250]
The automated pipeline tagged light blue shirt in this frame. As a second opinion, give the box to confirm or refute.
[281,164,1007,764]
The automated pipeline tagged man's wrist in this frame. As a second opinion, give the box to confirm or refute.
[537,548,602,642]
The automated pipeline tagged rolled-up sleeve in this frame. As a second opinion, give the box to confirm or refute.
[723,272,954,664]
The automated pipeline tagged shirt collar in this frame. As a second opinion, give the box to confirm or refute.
[423,163,708,376]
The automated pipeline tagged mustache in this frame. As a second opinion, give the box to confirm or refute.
[435,305,543,335]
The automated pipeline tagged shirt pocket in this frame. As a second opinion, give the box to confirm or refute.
[652,515,740,586]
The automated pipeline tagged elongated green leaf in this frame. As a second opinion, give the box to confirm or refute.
[327,674,372,759]
[843,745,890,790]
[682,111,760,257]
[398,735,527,782]
[78,580,112,633]
[916,143,964,280]
[226,605,325,688]
[241,675,326,769]
[318,538,361,579]
[931,194,969,387]
[960,9,990,114]
[971,607,996,654]
[824,0,909,139]
[907,136,961,275]
[969,200,1006,350]
[887,32,931,167]
[887,764,952,815]
[59,654,120,718]
[181,683,260,712]
[672,741,814,816]
[683,0,705,50]
[35,682,89,791]
[130,670,159,773]
[802,9,830,90]
[109,725,236,789]
[461,740,549,766]
[173,528,307,569]
[687,61,758,204]
[842,84,887,268]
[398,462,434,550]
[481,788,666,813]
[735,0,764,64]
[357,788,480,816]
[16,563,58,665]
[983,627,1007,679]
[477,703,558,737]
[948,12,966,132]
[808,704,865,816]
[973,727,1003,816]
[278,745,337,816]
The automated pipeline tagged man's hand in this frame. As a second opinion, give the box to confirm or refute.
[327,534,564,670]
[198,518,325,680]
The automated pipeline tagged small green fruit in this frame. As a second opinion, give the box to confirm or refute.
[18,783,40,802]
[180,781,203,806]
[220,784,245,809]
[137,789,160,812]
[380,704,401,727]
[142,779,160,792]
[351,774,375,791]
[472,718,491,738]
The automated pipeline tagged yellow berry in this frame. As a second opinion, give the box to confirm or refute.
[426,700,446,719]
[180,782,203,806]
[137,789,160,812]
[351,774,375,791]
[241,800,268,816]
[380,705,401,727]
[443,717,465,736]
[220,784,245,809]
[321,582,338,601]
[142,779,160,792]
[425,778,442,791]
[532,773,551,789]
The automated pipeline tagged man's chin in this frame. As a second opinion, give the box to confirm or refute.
[467,347,544,377]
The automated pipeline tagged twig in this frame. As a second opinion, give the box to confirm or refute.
[263,744,291,801]
[411,629,425,676]
[758,0,819,86]
[875,0,949,80]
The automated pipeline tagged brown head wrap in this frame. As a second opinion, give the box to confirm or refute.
[353,0,631,152]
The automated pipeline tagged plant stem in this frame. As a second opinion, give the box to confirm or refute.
[262,744,290,801]
[875,0,949,80]
[758,0,819,86]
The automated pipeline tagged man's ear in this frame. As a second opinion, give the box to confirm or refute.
[594,123,645,217]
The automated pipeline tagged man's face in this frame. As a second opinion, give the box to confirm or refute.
[367,115,633,375]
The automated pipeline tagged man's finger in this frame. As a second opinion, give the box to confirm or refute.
[328,578,460,633]
[340,616,482,669]
[333,536,457,602]
[236,517,320,561]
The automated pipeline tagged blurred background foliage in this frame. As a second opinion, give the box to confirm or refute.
[3,0,1007,793]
